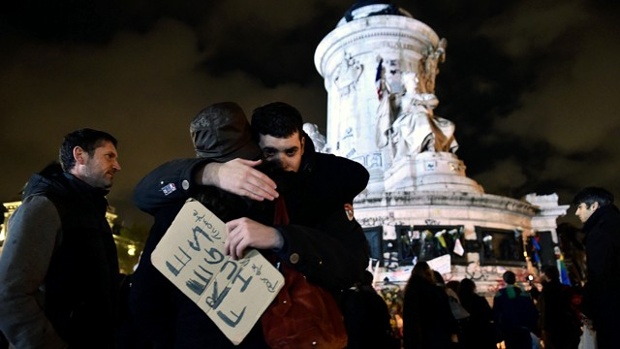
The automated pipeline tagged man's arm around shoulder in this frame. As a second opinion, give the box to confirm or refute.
[134,158,278,215]
[133,158,210,215]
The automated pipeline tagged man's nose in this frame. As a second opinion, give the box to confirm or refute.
[274,153,287,163]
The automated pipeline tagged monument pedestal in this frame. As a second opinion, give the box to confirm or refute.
[384,152,484,193]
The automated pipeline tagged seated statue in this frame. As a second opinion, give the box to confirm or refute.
[376,71,457,161]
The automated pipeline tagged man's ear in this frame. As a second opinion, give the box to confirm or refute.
[73,146,87,165]
[591,201,600,211]
[300,135,305,155]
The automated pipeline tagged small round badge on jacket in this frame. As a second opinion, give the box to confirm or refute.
[289,253,300,264]
[344,203,354,221]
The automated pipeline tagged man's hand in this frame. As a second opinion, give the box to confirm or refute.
[197,159,278,201]
[225,218,284,260]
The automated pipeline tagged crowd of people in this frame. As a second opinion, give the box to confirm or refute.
[401,265,583,349]
[0,99,618,349]
[396,185,620,349]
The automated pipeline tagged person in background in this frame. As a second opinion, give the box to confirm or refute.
[402,262,455,349]
[458,278,498,349]
[573,187,620,349]
[341,270,399,349]
[492,271,539,349]
[130,103,273,348]
[433,271,466,348]
[537,265,581,349]
[0,129,122,348]
[445,280,460,297]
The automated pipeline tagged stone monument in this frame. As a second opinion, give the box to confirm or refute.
[314,1,569,294]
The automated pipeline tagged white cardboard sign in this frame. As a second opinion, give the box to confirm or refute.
[151,199,284,345]
[427,253,452,274]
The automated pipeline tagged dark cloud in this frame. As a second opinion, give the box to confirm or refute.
[1,0,619,227]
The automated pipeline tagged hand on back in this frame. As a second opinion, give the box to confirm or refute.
[201,159,279,201]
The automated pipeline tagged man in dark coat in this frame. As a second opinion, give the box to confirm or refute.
[130,102,370,347]
[573,186,620,349]
[133,102,370,290]
[0,129,122,348]
[341,271,398,349]
[537,265,581,349]
[458,278,498,349]
[492,271,538,349]
[130,103,272,348]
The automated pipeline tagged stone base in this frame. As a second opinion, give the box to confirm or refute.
[383,152,484,193]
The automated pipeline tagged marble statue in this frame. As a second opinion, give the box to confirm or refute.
[303,122,328,153]
[419,38,447,94]
[376,70,457,161]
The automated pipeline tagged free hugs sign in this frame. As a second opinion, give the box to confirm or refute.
[151,199,284,345]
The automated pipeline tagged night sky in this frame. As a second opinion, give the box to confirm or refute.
[1,0,619,228]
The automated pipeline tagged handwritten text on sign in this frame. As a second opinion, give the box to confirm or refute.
[151,199,284,345]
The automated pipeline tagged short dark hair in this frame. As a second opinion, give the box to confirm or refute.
[446,280,460,293]
[572,186,614,207]
[250,102,304,141]
[59,128,118,171]
[502,271,516,285]
[459,278,476,294]
[360,270,374,286]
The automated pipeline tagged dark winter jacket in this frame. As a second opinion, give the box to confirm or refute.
[459,290,498,349]
[492,285,538,344]
[0,167,120,348]
[538,279,581,349]
[130,141,370,347]
[132,140,370,291]
[581,204,620,346]
[403,275,456,349]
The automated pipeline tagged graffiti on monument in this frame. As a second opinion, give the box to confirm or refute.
[334,52,363,96]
